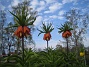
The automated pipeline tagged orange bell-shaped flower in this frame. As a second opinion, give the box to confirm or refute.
[43,33,51,41]
[62,31,72,38]
[14,26,31,38]
[43,34,46,40]
[14,26,23,38]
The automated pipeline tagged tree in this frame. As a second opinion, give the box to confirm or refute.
[4,22,16,56]
[0,10,6,55]
[65,9,89,58]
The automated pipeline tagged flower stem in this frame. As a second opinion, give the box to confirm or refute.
[66,38,69,67]
[22,26,24,63]
[66,38,69,56]
[47,40,48,51]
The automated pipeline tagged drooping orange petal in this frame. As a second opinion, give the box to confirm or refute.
[43,33,51,41]
[14,26,23,38]
[14,26,31,38]
[23,26,31,38]
[43,34,46,40]
[17,26,23,32]
[62,31,72,38]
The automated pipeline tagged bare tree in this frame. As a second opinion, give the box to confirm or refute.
[65,9,89,57]
[0,10,6,55]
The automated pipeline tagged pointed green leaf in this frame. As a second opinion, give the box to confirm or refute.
[9,10,21,25]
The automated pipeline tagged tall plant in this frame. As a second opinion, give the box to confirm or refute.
[38,22,54,51]
[9,0,37,64]
[58,22,73,67]
[58,22,73,54]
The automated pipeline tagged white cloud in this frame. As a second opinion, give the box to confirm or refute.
[59,10,65,16]
[39,1,46,6]
[8,5,12,11]
[37,7,45,12]
[0,4,5,10]
[43,18,50,22]
[49,15,58,19]
[49,40,59,48]
[35,42,46,49]
[35,39,59,49]
[84,34,89,47]
[34,16,43,26]
[44,3,62,13]
[45,0,56,4]
[8,5,11,8]
[81,8,88,13]
[8,0,30,11]
[48,10,65,20]
[49,15,64,20]
[58,16,64,20]
[30,0,39,10]
[62,0,77,4]
[57,40,67,47]
[62,0,72,4]
[11,0,20,7]
[58,10,65,20]
[36,1,46,12]
[84,38,89,47]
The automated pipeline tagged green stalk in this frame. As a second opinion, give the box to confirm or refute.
[66,37,69,67]
[22,26,24,63]
[47,40,48,51]
[75,39,78,59]
[66,38,69,56]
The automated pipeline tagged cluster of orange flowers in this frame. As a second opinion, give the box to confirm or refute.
[62,31,72,38]
[14,26,31,38]
[43,33,51,41]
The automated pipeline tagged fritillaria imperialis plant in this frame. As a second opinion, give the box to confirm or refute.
[9,1,37,63]
[58,22,73,67]
[58,22,73,55]
[38,22,54,50]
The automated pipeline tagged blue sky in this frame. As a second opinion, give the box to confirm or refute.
[0,0,89,49]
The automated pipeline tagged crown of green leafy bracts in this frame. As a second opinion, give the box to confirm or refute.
[9,1,37,27]
[38,22,54,36]
[58,22,73,33]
